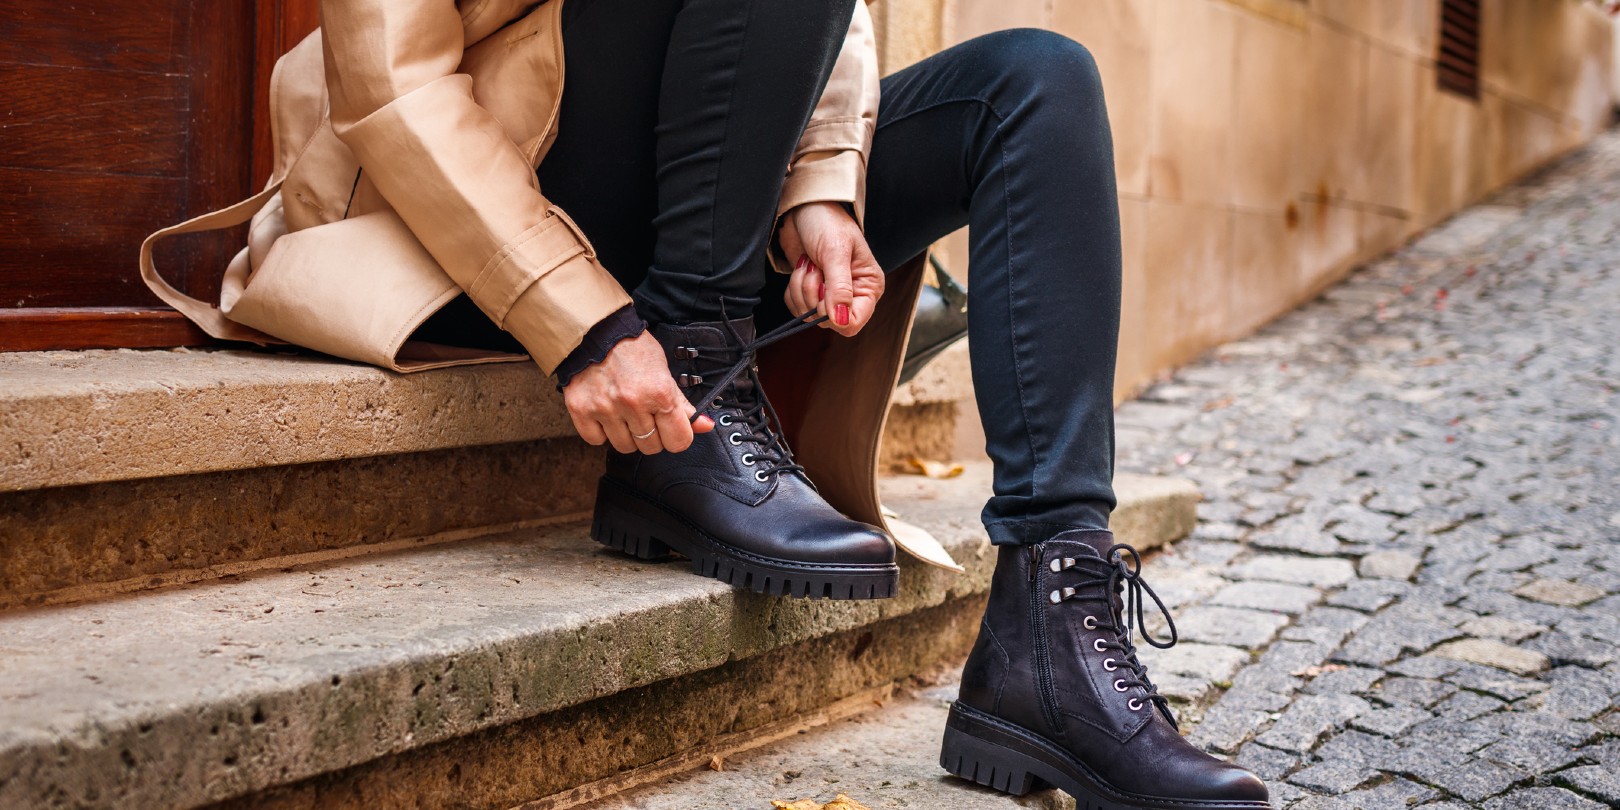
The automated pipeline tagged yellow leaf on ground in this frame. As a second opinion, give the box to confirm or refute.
[770,795,873,810]
[905,457,965,479]
[823,797,873,810]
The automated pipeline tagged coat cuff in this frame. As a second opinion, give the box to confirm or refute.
[501,246,634,375]
[769,148,869,275]
[778,149,868,223]
[778,114,872,223]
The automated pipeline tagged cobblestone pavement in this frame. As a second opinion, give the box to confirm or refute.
[1113,134,1620,808]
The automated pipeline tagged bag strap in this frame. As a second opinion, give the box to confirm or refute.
[138,181,285,343]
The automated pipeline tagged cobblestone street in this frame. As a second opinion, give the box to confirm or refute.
[1113,133,1620,808]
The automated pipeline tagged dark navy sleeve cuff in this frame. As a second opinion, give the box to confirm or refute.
[554,304,648,389]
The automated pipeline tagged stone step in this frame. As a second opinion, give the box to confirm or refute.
[0,462,1196,810]
[0,346,975,610]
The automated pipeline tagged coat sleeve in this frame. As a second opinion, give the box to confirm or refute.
[775,0,881,226]
[320,0,631,375]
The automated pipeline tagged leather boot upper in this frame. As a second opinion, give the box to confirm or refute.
[604,318,894,567]
[959,530,1268,804]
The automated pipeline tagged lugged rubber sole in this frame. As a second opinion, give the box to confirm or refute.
[590,476,899,600]
[939,703,1272,810]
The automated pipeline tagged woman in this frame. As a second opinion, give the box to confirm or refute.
[142,0,1268,806]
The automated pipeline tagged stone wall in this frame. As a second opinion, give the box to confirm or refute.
[869,0,1616,400]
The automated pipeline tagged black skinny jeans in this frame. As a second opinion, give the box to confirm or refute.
[543,1,1121,543]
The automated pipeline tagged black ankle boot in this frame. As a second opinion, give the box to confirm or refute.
[942,530,1269,808]
[590,315,899,599]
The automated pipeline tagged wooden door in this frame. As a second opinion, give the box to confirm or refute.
[0,0,319,352]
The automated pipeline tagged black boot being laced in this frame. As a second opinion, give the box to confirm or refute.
[590,312,899,599]
[942,529,1269,809]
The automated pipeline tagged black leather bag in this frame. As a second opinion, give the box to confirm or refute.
[899,254,969,385]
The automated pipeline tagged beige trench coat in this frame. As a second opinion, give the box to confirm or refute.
[139,0,958,571]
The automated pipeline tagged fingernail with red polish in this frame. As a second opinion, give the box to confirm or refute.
[796,255,808,272]
[818,282,825,300]
[835,304,850,326]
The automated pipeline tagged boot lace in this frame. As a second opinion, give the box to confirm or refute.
[1048,543,1180,723]
[678,305,829,483]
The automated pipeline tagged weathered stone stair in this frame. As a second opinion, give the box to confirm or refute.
[0,347,1197,809]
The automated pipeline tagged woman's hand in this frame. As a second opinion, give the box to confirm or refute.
[563,331,714,454]
[779,201,885,337]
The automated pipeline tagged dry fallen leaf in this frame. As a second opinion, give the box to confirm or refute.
[905,457,965,479]
[1293,663,1345,678]
[708,755,724,772]
[770,796,873,810]
[822,798,873,810]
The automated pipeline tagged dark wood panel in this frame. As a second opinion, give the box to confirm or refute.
[0,167,183,308]
[0,1,269,349]
[0,3,255,313]
[180,0,256,304]
[0,308,210,351]
[0,1,189,74]
[0,63,190,176]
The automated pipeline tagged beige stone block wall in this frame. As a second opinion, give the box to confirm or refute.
[872,0,1615,402]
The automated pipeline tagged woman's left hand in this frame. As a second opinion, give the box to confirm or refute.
[778,201,885,337]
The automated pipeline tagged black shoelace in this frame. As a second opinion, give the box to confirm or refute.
[679,306,830,483]
[1048,543,1179,722]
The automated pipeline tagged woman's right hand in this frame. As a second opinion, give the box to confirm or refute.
[562,332,714,454]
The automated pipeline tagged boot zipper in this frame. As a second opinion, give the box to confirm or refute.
[1027,542,1064,737]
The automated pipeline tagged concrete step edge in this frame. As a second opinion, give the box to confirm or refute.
[0,346,975,608]
[0,345,973,494]
[0,465,1195,809]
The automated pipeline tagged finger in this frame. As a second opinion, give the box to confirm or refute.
[573,413,607,446]
[796,261,824,320]
[678,396,716,434]
[784,257,811,316]
[798,263,827,324]
[601,420,638,454]
[654,406,695,452]
[821,244,855,334]
[846,294,880,337]
[628,417,663,455]
[842,244,884,336]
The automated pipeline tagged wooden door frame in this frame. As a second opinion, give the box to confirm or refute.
[253,0,322,189]
[0,0,319,353]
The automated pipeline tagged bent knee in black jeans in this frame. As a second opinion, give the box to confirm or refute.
[545,15,1122,545]
[861,30,1122,543]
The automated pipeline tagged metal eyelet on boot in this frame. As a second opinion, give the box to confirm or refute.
[741,453,755,466]
[1113,679,1128,693]
[718,414,733,426]
[754,470,769,483]
[1048,586,1076,604]
[1083,615,1099,630]
[1103,658,1117,671]
[1048,557,1076,573]
[1128,698,1144,711]
[728,433,743,445]
[1093,639,1108,652]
